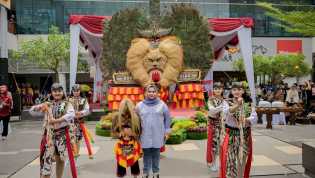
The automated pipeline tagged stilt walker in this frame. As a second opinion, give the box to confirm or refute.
[220,82,257,178]
[206,82,228,171]
[68,84,92,159]
[29,83,77,178]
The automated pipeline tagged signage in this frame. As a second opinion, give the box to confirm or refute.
[277,40,302,54]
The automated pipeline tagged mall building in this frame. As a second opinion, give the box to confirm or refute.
[3,0,315,91]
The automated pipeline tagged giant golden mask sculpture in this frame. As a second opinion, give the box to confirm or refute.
[126,36,183,88]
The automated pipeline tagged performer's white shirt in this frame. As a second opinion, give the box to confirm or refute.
[222,103,257,128]
[30,103,75,129]
[208,99,228,118]
[79,99,90,117]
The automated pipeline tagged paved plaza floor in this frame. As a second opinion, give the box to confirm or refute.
[0,121,314,178]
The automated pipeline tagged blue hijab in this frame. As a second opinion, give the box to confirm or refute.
[143,98,160,106]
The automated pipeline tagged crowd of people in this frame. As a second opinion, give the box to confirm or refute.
[1,79,315,178]
[255,81,314,118]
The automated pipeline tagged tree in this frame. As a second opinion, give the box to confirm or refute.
[11,26,88,82]
[233,54,311,84]
[258,2,315,36]
[161,4,213,71]
[101,4,213,79]
[102,8,149,79]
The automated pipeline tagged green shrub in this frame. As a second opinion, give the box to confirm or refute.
[166,129,187,144]
[95,122,111,137]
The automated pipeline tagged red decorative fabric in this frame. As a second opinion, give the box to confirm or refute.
[39,131,47,173]
[69,15,111,34]
[244,130,253,178]
[65,127,78,178]
[69,15,253,34]
[208,18,254,32]
[220,128,230,178]
[206,124,214,164]
[80,123,93,158]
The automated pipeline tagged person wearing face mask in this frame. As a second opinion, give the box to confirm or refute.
[206,82,228,171]
[0,84,13,141]
[220,82,257,178]
[68,84,92,159]
[135,84,171,178]
[29,83,77,178]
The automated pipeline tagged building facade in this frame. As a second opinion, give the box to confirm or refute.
[7,0,315,88]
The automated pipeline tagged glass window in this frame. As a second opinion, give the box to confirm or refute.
[15,0,55,34]
[14,0,315,36]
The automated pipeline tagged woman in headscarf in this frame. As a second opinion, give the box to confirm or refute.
[135,84,171,178]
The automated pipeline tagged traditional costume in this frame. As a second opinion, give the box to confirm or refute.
[220,82,257,178]
[30,83,77,178]
[114,136,142,177]
[206,82,228,171]
[68,84,92,159]
[111,98,141,139]
[112,99,141,177]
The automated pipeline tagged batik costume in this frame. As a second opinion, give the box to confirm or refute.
[207,97,228,166]
[220,99,257,178]
[114,137,142,177]
[30,101,77,178]
[68,95,92,158]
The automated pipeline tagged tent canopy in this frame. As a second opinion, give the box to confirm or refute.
[69,15,255,105]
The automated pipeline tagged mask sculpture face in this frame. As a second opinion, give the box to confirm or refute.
[126,36,183,88]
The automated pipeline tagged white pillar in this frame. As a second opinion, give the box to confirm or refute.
[69,24,80,92]
[237,27,256,106]
[0,6,8,58]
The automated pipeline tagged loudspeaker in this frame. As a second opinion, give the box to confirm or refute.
[0,58,8,85]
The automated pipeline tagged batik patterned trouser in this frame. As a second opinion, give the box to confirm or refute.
[211,122,221,157]
[226,128,250,178]
[40,128,67,176]
[74,121,83,143]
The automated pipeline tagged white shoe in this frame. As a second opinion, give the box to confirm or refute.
[210,164,218,171]
[1,136,7,141]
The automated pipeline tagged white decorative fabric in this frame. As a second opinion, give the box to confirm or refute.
[210,25,243,36]
[272,101,286,125]
[237,27,256,106]
[0,6,8,58]
[80,28,103,102]
[212,32,237,51]
[204,66,214,94]
[258,101,271,107]
[78,24,103,37]
[69,24,80,92]
[259,100,271,124]
[211,26,256,106]
[69,23,106,102]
